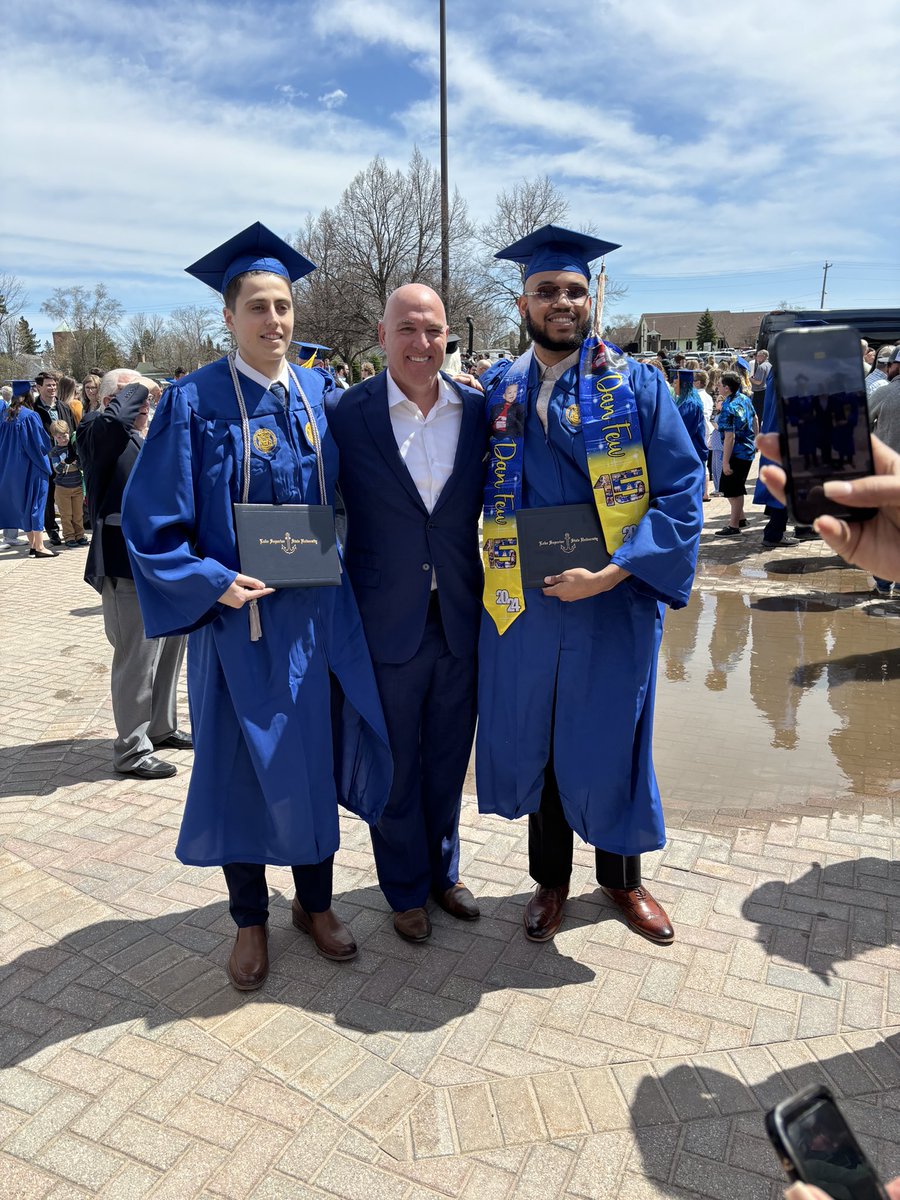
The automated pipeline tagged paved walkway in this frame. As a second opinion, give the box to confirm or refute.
[1,497,899,1199]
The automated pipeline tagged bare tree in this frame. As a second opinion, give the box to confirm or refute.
[293,147,494,365]
[40,283,125,376]
[0,273,30,362]
[124,312,168,365]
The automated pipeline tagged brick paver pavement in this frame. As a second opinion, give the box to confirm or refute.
[2,493,899,1199]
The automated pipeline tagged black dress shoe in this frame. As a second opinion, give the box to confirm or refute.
[434,882,480,920]
[601,885,674,944]
[116,755,177,780]
[152,729,193,751]
[29,547,59,558]
[393,907,432,942]
[524,884,569,942]
[48,532,63,546]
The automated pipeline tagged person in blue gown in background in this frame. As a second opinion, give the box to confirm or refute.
[122,224,392,991]
[0,381,57,558]
[476,226,703,947]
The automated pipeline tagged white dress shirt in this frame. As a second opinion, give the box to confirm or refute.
[234,351,290,394]
[386,371,463,590]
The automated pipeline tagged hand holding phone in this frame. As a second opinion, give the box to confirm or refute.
[771,324,877,526]
[766,1085,888,1200]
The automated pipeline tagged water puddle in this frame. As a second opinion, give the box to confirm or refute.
[656,591,900,809]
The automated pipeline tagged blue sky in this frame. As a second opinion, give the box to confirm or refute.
[5,0,899,346]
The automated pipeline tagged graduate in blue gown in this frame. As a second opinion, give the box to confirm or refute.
[476,226,703,946]
[0,382,57,558]
[674,369,710,470]
[122,223,392,990]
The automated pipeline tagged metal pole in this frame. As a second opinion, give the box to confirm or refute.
[820,261,831,309]
[439,0,450,316]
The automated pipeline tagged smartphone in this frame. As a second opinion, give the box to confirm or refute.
[771,324,877,525]
[765,1084,888,1200]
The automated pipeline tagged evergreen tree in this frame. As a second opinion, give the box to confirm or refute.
[696,309,717,349]
[16,317,39,355]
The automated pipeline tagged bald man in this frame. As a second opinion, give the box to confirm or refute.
[326,285,488,942]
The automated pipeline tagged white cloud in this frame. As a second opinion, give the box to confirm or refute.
[319,88,348,110]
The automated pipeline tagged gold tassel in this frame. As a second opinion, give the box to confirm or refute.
[248,599,262,642]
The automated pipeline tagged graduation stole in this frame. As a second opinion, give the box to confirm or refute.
[482,337,650,635]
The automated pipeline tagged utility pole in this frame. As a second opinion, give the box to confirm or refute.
[820,261,832,309]
[439,0,450,316]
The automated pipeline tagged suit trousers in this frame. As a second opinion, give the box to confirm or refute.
[528,764,641,891]
[222,857,334,927]
[101,577,186,770]
[369,592,477,911]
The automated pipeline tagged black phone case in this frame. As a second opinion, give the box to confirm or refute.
[770,324,877,525]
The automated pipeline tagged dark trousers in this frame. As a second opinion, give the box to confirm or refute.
[370,592,477,911]
[752,392,766,426]
[529,765,641,891]
[44,481,58,537]
[222,857,334,928]
[762,505,788,544]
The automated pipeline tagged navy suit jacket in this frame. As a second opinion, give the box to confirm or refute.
[326,372,487,664]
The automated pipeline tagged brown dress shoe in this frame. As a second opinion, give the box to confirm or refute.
[227,924,269,990]
[292,899,358,961]
[434,882,480,921]
[393,907,432,943]
[601,885,675,944]
[523,884,569,942]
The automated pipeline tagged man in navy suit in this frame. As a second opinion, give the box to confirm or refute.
[326,284,486,942]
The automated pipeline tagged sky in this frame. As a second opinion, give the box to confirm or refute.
[5,0,900,347]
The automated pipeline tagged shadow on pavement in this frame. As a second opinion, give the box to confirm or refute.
[0,890,596,1067]
[631,1031,900,1197]
[793,648,900,687]
[629,860,900,1194]
[0,737,119,797]
[68,604,104,617]
[742,856,900,978]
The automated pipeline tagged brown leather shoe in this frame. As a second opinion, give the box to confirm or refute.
[292,898,358,961]
[227,924,268,990]
[393,907,432,943]
[523,884,569,942]
[434,882,480,921]
[601,885,675,944]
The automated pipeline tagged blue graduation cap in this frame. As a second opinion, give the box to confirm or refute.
[291,341,331,368]
[186,222,316,295]
[677,369,695,399]
[736,355,751,372]
[11,380,33,397]
[495,223,620,281]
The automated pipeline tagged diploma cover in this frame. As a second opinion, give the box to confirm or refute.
[233,503,341,587]
[515,503,610,590]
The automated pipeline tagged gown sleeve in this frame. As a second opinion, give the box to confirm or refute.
[122,388,237,638]
[608,363,704,610]
[22,411,52,476]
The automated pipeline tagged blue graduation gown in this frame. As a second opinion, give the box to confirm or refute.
[0,404,52,530]
[476,357,703,856]
[121,357,392,868]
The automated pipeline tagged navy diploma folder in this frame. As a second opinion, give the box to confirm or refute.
[233,503,341,587]
[515,503,610,589]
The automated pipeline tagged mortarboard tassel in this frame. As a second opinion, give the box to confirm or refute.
[248,598,262,642]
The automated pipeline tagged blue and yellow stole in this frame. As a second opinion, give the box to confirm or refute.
[482,338,650,634]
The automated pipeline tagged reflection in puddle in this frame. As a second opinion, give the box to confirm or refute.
[656,591,900,810]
